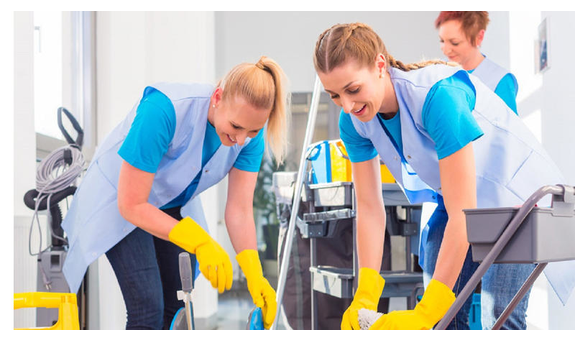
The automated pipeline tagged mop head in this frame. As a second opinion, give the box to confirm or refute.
[358,308,384,330]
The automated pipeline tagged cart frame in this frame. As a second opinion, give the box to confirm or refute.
[436,184,575,330]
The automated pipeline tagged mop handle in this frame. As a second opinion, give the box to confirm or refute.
[271,75,323,330]
[179,252,194,330]
[179,252,194,292]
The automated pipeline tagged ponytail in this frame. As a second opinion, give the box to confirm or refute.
[218,56,290,166]
[388,54,458,72]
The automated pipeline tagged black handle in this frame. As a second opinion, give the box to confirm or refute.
[24,187,77,211]
[57,107,84,149]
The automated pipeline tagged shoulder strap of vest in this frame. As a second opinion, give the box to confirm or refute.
[473,57,511,91]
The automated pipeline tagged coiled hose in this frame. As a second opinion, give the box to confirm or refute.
[29,144,85,255]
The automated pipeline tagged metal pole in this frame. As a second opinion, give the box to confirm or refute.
[271,75,322,330]
[178,253,194,330]
[492,263,547,330]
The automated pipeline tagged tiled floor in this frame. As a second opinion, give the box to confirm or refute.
[211,274,408,330]
[213,276,288,330]
[215,283,256,330]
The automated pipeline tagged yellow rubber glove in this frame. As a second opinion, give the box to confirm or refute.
[168,217,233,293]
[236,249,277,329]
[341,267,385,330]
[369,279,455,330]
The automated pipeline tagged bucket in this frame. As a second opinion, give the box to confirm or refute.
[14,292,80,330]
[310,139,395,184]
[330,140,352,182]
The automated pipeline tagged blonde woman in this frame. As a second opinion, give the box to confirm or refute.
[313,23,565,330]
[62,56,289,329]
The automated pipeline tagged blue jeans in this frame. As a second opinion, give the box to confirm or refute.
[105,207,196,330]
[422,196,534,330]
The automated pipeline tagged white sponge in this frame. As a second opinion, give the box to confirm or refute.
[358,308,384,330]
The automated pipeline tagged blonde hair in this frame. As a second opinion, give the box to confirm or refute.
[314,22,456,73]
[218,56,290,166]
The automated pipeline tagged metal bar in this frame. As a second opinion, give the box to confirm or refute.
[492,263,547,330]
[271,75,322,330]
[311,238,318,329]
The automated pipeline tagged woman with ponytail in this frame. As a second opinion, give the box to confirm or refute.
[61,56,290,329]
[313,22,566,330]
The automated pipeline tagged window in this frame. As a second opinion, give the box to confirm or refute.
[33,12,63,140]
[286,91,340,171]
[33,11,95,160]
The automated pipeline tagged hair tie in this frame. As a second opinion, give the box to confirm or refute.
[256,59,266,70]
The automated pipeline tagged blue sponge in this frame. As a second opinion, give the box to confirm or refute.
[247,307,264,330]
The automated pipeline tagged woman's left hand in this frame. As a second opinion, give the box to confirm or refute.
[369,279,455,330]
[236,249,277,329]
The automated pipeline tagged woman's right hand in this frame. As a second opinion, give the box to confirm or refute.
[169,217,233,293]
[341,267,385,330]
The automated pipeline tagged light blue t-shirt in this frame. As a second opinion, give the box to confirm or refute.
[118,88,265,209]
[339,72,483,163]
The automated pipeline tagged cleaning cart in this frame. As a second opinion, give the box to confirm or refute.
[274,139,424,329]
[436,184,575,330]
[272,76,424,330]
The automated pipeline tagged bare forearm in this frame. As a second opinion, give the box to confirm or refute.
[119,202,179,240]
[225,210,257,254]
[352,157,386,271]
[117,161,179,240]
[356,207,386,271]
[431,213,469,289]
[224,168,259,254]
[434,143,477,289]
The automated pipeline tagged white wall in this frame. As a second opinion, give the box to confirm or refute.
[215,11,445,92]
[509,11,575,330]
[215,11,511,92]
[96,11,216,139]
[510,11,575,183]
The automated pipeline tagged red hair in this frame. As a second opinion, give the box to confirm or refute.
[435,11,490,45]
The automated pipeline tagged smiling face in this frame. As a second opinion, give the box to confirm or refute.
[209,90,270,147]
[438,20,483,70]
[318,57,387,122]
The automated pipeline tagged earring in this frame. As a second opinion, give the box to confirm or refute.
[212,105,216,108]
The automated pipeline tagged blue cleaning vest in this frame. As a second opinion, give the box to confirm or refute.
[419,56,519,260]
[351,65,563,208]
[350,65,574,304]
[62,82,254,294]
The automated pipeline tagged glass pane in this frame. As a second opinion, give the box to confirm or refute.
[285,92,338,172]
[34,11,63,140]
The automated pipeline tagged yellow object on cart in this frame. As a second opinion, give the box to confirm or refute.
[14,292,80,330]
[330,140,395,183]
